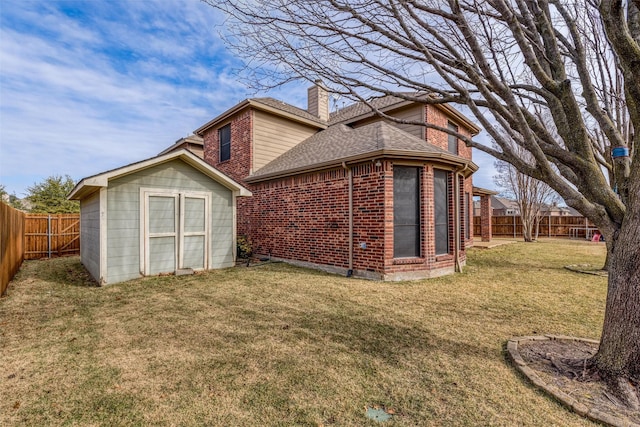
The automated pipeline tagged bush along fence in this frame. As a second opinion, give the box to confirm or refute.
[24,214,80,260]
[1,201,25,296]
[473,215,597,240]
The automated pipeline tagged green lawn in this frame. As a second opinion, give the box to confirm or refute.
[0,239,606,426]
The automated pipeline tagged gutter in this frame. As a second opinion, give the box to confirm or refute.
[246,150,478,183]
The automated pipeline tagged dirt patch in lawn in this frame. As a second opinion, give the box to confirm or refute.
[515,338,640,426]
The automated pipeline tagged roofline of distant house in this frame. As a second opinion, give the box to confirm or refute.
[194,99,328,136]
[331,95,481,136]
[472,186,499,196]
[246,150,478,183]
[157,135,203,156]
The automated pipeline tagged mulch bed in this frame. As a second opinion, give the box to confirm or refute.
[518,339,640,426]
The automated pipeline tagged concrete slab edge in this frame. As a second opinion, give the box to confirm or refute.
[506,335,640,427]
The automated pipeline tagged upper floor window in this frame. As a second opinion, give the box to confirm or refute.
[447,122,458,154]
[219,124,231,162]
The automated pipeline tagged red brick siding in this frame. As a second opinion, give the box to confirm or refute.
[203,109,253,184]
[243,160,466,276]
[351,162,389,272]
[198,102,476,277]
[246,168,351,268]
[424,105,473,160]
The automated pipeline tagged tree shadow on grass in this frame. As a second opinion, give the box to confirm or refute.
[239,302,496,368]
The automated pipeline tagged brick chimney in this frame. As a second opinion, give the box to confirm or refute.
[307,79,329,122]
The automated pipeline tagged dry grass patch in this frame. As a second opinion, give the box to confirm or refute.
[1,239,606,426]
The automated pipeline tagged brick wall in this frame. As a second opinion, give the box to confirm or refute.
[424,105,473,160]
[247,168,352,270]
[203,109,253,184]
[243,161,464,278]
[351,162,389,273]
[198,102,476,279]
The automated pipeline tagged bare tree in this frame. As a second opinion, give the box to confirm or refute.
[207,0,640,407]
[494,152,558,242]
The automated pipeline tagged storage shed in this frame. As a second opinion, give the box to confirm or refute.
[68,149,251,285]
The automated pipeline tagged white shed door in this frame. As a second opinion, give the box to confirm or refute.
[143,190,210,276]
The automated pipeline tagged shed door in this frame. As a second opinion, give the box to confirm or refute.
[143,190,210,276]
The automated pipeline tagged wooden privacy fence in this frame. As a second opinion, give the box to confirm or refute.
[24,214,80,260]
[473,215,597,239]
[1,202,25,296]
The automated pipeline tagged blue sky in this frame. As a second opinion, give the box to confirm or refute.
[0,0,497,197]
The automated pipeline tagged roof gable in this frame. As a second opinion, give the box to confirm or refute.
[68,149,252,200]
[194,98,327,136]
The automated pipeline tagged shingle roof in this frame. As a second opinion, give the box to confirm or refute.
[158,134,204,156]
[329,94,414,124]
[248,121,475,182]
[329,93,481,135]
[251,97,324,123]
[68,149,252,200]
[194,97,327,136]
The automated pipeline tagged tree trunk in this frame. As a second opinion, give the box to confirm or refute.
[594,201,640,407]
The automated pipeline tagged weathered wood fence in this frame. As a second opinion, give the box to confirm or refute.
[1,202,25,296]
[473,215,597,239]
[24,214,80,260]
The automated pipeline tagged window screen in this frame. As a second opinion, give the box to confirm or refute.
[447,122,458,154]
[434,169,450,255]
[394,166,420,258]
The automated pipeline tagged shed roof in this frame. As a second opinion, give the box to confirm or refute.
[68,149,252,200]
[247,121,477,182]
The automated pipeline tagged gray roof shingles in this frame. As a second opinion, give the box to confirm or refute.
[249,121,460,180]
[252,97,325,124]
[329,94,414,124]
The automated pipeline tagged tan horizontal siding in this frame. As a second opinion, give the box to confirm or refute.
[393,105,424,139]
[253,110,319,171]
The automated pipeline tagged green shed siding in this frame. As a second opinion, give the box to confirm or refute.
[80,190,101,282]
[105,159,235,284]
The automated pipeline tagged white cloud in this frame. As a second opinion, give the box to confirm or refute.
[0,0,261,195]
[0,0,498,198]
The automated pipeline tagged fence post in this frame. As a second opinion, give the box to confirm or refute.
[47,215,52,259]
[57,215,61,256]
[513,215,516,238]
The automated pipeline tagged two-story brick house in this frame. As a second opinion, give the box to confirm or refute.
[194,82,480,280]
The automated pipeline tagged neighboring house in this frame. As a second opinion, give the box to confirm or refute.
[491,196,583,217]
[540,203,582,217]
[158,135,204,159]
[194,82,481,280]
[68,150,251,285]
[491,196,521,216]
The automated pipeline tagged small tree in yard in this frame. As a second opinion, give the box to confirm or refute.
[0,184,26,211]
[208,0,640,408]
[494,150,558,242]
[27,175,79,214]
